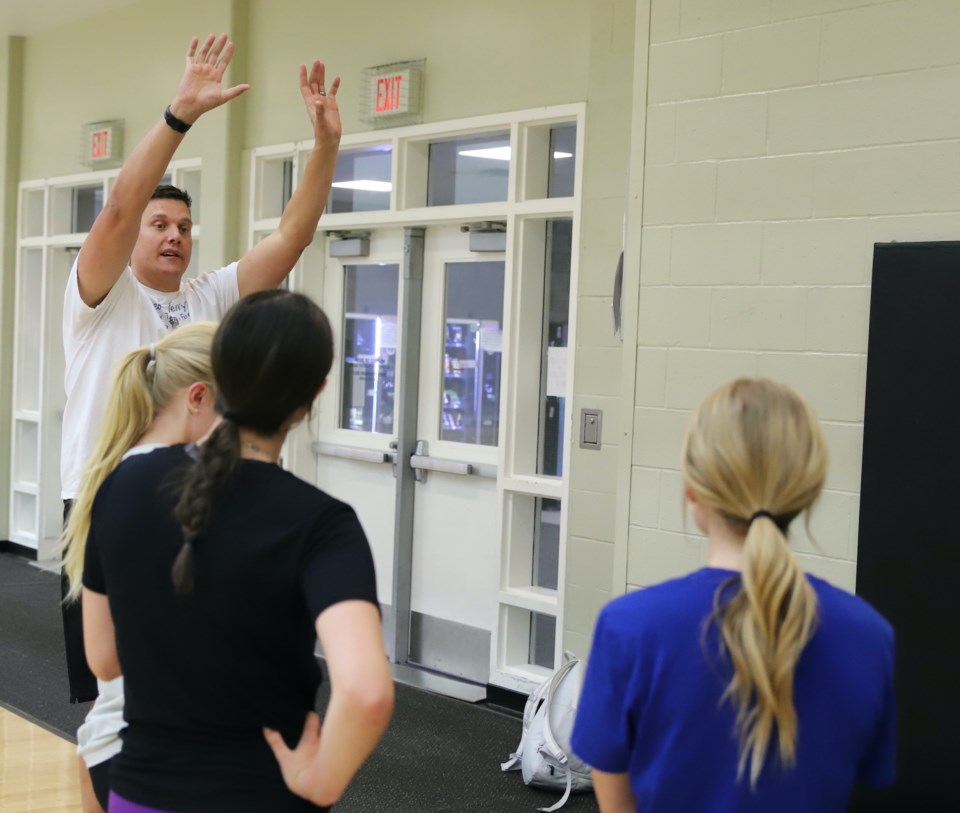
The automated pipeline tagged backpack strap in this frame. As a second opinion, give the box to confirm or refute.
[541,657,579,765]
[501,676,552,773]
[537,764,573,812]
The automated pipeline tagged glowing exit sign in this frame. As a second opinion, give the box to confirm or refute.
[375,70,409,115]
[80,119,124,169]
[360,60,424,128]
[90,127,113,160]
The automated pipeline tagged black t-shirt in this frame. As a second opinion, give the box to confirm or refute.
[83,445,379,813]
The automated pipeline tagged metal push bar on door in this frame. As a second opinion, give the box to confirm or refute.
[312,441,394,465]
[408,440,496,483]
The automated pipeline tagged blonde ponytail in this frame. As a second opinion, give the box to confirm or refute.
[716,515,818,784]
[60,322,217,602]
[682,378,828,786]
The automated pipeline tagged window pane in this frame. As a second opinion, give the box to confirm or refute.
[532,497,561,590]
[71,185,103,233]
[539,219,572,477]
[340,264,399,434]
[548,124,576,198]
[428,131,510,206]
[441,261,504,445]
[329,144,392,214]
[180,170,202,225]
[281,159,294,212]
[529,612,556,669]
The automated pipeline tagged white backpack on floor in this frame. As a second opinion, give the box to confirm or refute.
[501,651,594,812]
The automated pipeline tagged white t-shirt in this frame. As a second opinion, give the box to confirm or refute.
[76,443,167,767]
[61,256,240,498]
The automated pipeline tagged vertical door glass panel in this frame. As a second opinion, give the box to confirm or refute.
[185,239,201,280]
[16,250,43,412]
[258,157,293,219]
[340,264,400,434]
[529,612,556,669]
[539,219,572,476]
[12,491,37,536]
[548,124,576,198]
[22,189,44,238]
[71,185,103,233]
[441,261,504,445]
[427,131,510,206]
[15,420,39,484]
[330,144,392,213]
[180,169,202,225]
[532,497,561,590]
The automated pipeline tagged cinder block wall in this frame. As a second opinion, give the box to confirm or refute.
[627,0,960,594]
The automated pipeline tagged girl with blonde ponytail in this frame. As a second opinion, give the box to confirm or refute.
[59,321,217,813]
[61,322,218,602]
[572,379,895,812]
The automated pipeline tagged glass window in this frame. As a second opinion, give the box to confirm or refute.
[529,612,556,669]
[180,169,202,225]
[548,124,576,198]
[428,131,510,206]
[257,157,293,220]
[329,144,392,213]
[281,159,294,213]
[539,219,572,476]
[71,185,103,233]
[441,261,504,445]
[340,264,400,434]
[532,497,561,590]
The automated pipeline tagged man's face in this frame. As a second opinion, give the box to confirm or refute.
[130,198,193,291]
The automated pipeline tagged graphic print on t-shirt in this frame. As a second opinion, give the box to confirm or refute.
[150,295,192,331]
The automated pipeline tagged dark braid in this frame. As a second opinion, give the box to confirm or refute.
[171,421,241,593]
[169,289,334,594]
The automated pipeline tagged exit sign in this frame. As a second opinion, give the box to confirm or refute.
[80,120,124,168]
[90,127,113,160]
[360,60,424,128]
[375,70,410,116]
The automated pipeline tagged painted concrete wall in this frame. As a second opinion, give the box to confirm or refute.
[623,0,960,601]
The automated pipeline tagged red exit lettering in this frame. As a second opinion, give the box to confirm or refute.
[91,130,110,159]
[375,74,403,114]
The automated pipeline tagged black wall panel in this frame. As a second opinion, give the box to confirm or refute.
[853,242,960,810]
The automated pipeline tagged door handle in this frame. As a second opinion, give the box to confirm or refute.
[408,440,496,483]
[312,441,392,465]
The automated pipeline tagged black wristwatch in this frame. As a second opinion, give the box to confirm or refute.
[164,105,192,134]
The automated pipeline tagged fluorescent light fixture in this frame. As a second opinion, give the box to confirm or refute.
[331,180,392,192]
[459,147,512,161]
[458,147,573,161]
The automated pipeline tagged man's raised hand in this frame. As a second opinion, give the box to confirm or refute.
[170,34,250,126]
[300,61,341,149]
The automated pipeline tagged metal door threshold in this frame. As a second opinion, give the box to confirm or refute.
[392,663,486,703]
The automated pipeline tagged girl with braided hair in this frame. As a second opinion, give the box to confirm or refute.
[571,378,895,812]
[81,290,392,813]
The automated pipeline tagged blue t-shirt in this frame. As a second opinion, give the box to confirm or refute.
[571,568,895,812]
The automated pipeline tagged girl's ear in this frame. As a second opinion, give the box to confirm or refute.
[186,381,208,414]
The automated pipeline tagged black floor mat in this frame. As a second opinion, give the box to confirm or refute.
[0,552,598,812]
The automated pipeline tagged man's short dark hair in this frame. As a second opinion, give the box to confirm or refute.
[151,184,192,210]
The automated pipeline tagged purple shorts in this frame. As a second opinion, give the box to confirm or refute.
[108,792,178,813]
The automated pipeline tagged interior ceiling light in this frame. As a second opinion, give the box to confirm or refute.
[458,147,572,161]
[458,147,512,160]
[331,180,393,192]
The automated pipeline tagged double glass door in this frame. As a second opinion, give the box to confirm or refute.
[315,225,505,695]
